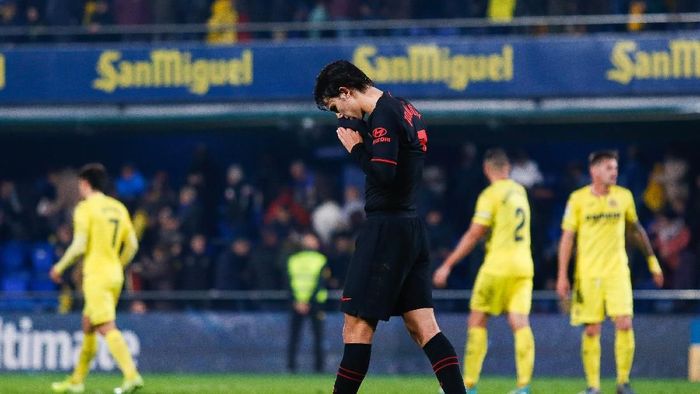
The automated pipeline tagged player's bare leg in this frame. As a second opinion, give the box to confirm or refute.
[333,314,376,393]
[613,316,635,394]
[507,313,534,394]
[403,308,465,394]
[580,323,602,394]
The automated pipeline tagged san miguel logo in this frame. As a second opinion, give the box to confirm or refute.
[353,44,513,91]
[0,54,5,90]
[607,39,700,84]
[372,127,390,145]
[93,49,253,95]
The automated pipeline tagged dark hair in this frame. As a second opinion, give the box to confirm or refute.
[314,60,374,110]
[483,148,510,168]
[78,163,109,192]
[588,150,619,166]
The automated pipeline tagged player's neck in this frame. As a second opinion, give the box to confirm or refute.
[590,183,610,196]
[488,174,508,183]
[360,87,384,115]
[83,190,102,199]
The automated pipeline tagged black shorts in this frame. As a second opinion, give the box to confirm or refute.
[341,214,433,321]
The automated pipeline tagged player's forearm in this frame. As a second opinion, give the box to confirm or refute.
[349,144,396,185]
[631,222,655,257]
[629,222,662,274]
[53,234,87,274]
[445,229,479,268]
[557,234,574,278]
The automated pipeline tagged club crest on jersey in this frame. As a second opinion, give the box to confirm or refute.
[608,198,618,207]
[403,103,422,127]
[372,127,391,144]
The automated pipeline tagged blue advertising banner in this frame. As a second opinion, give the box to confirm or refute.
[2,33,700,104]
[0,313,689,377]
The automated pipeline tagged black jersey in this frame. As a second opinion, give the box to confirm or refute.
[348,92,428,215]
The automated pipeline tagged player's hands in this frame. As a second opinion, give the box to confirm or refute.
[294,302,310,315]
[652,271,664,288]
[555,275,570,301]
[432,264,452,288]
[49,267,62,284]
[336,127,363,153]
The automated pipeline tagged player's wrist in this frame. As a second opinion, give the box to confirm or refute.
[647,255,662,274]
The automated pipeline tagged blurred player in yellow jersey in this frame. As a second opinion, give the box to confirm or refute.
[556,150,663,394]
[434,148,534,394]
[49,164,143,394]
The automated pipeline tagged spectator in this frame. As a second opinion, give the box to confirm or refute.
[0,0,21,28]
[220,164,261,238]
[289,160,317,209]
[135,244,178,310]
[45,0,82,28]
[341,185,364,225]
[207,0,238,44]
[214,236,252,291]
[178,185,205,238]
[326,231,353,289]
[307,0,329,39]
[650,210,695,289]
[264,190,310,235]
[151,0,177,41]
[249,227,284,290]
[311,195,344,245]
[328,0,356,37]
[425,209,453,268]
[510,149,544,189]
[116,164,146,206]
[113,0,151,25]
[286,232,328,373]
[448,143,483,231]
[180,235,212,308]
[487,0,517,22]
[0,180,24,240]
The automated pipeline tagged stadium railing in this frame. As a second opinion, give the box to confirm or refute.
[1,13,700,43]
[1,289,698,312]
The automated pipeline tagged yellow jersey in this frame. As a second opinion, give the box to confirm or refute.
[561,185,638,279]
[73,193,136,281]
[472,179,534,277]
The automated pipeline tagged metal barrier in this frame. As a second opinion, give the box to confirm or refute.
[1,13,700,42]
[1,289,699,302]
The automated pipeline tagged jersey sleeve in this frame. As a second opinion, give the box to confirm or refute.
[73,202,89,238]
[561,194,579,232]
[624,189,639,224]
[349,104,400,186]
[472,189,495,227]
[119,208,139,266]
[53,203,89,274]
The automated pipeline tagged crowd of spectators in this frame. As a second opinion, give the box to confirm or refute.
[1,0,699,44]
[1,141,699,313]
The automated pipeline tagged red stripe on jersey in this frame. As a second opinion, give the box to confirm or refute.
[371,158,398,165]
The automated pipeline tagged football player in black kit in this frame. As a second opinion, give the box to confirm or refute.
[314,60,466,394]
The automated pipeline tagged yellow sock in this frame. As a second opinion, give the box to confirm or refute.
[615,329,635,384]
[70,333,97,384]
[514,327,535,387]
[581,332,601,389]
[105,329,138,380]
[464,327,487,388]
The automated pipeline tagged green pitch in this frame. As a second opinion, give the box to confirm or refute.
[0,373,697,393]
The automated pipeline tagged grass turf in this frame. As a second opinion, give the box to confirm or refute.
[0,373,697,393]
